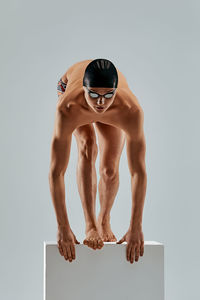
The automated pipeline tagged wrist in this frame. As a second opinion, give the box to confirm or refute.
[57,223,71,231]
[129,220,142,231]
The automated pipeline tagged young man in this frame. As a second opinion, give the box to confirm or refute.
[49,58,147,264]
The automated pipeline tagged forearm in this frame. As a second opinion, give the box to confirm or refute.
[129,171,147,230]
[48,173,71,229]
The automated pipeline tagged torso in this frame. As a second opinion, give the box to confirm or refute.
[58,59,142,132]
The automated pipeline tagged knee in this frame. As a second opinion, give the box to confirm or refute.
[79,138,98,160]
[100,167,119,181]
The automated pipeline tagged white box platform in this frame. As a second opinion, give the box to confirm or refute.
[44,241,164,300]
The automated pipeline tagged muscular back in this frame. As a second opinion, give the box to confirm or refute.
[61,59,129,89]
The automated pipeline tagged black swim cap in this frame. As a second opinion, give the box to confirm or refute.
[83,58,118,88]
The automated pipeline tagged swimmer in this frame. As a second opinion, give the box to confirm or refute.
[49,58,147,264]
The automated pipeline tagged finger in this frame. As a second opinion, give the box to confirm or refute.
[70,244,75,260]
[75,238,80,244]
[57,241,64,256]
[126,245,131,261]
[135,246,140,262]
[116,237,125,244]
[130,245,136,264]
[73,234,80,244]
[66,245,72,262]
[63,246,68,261]
[140,242,144,256]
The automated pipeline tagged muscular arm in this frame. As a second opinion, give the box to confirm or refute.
[48,107,76,229]
[125,107,147,229]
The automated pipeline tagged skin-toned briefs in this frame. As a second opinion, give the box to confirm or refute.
[57,78,67,96]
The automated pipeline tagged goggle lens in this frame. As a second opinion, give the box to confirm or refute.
[88,91,114,99]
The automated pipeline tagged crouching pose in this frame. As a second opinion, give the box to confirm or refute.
[48,58,147,264]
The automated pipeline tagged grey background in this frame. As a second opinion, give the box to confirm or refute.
[0,0,199,299]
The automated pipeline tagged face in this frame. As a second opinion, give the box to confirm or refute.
[83,86,117,113]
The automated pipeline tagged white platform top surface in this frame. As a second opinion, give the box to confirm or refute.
[44,241,163,246]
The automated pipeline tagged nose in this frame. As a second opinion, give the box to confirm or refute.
[97,96,105,105]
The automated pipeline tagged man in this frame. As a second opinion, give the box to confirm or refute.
[48,58,147,264]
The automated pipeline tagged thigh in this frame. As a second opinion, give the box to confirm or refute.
[73,123,96,143]
[73,124,98,158]
[94,122,125,170]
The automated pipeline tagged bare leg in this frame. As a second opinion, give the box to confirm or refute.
[74,125,104,250]
[97,170,120,241]
[94,122,126,241]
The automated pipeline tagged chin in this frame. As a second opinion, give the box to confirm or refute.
[96,111,105,114]
[95,108,106,113]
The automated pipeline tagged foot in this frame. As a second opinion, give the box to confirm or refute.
[97,215,117,242]
[83,227,104,250]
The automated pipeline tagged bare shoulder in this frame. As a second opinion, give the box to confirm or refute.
[56,85,81,110]
[125,104,144,125]
[55,96,83,134]
[121,104,144,139]
[53,106,76,137]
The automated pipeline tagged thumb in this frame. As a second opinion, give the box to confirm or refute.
[75,238,80,244]
[116,236,125,244]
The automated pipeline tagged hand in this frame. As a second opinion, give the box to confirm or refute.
[57,226,80,262]
[116,227,144,263]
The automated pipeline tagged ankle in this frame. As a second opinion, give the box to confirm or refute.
[97,213,111,225]
[85,222,98,233]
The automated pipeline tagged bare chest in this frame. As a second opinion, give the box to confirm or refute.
[62,92,134,133]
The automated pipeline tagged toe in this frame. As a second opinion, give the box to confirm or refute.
[93,240,97,249]
[102,236,108,242]
[98,239,104,248]
[89,240,93,248]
